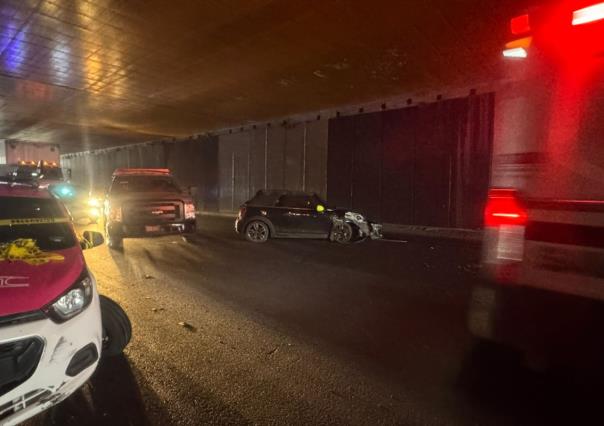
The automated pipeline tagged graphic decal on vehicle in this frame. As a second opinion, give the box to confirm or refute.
[0,276,29,288]
[0,217,70,226]
[0,238,65,265]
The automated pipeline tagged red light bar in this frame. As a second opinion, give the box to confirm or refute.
[113,168,171,176]
[572,2,604,25]
[510,14,530,35]
[484,188,528,227]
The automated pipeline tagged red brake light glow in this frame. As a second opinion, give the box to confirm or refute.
[484,189,528,227]
[572,3,604,26]
[510,14,531,35]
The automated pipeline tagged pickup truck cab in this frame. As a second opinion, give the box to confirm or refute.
[104,168,196,249]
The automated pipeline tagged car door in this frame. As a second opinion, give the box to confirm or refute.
[273,194,312,235]
[277,194,330,235]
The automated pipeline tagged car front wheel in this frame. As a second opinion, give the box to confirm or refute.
[100,295,132,357]
[331,222,353,244]
[245,220,270,243]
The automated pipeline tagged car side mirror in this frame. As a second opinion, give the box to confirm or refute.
[316,204,325,213]
[81,230,104,250]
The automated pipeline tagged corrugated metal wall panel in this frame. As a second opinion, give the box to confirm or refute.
[249,127,267,197]
[352,112,382,219]
[232,132,251,209]
[327,115,355,208]
[218,133,236,212]
[413,101,453,227]
[381,107,416,224]
[199,136,219,212]
[326,93,493,228]
[284,123,304,191]
[304,119,328,198]
[266,126,286,190]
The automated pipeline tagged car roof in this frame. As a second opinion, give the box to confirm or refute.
[247,189,318,206]
[0,182,53,199]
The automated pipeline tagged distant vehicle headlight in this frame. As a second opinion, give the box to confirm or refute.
[44,273,94,323]
[88,198,100,207]
[185,202,196,220]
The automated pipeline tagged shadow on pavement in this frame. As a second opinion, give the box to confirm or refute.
[457,340,604,425]
[34,355,170,426]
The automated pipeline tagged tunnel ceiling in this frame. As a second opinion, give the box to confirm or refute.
[0,0,529,153]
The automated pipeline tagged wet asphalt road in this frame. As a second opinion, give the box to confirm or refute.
[26,216,604,425]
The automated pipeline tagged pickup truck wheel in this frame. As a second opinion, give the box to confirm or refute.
[100,295,132,357]
[245,220,270,243]
[107,233,123,250]
[105,224,123,249]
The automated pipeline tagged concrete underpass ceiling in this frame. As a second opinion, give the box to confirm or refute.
[0,0,529,153]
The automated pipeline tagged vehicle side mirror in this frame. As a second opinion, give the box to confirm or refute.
[316,204,325,213]
[81,230,104,250]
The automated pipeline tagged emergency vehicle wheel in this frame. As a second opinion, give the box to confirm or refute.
[100,295,132,357]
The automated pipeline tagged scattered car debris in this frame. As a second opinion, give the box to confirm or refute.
[151,307,165,313]
[267,346,279,356]
[144,274,154,279]
[178,321,196,331]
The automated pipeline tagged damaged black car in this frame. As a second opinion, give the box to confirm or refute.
[235,190,382,243]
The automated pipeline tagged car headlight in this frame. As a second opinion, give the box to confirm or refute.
[44,272,94,323]
[88,198,100,207]
[185,202,196,220]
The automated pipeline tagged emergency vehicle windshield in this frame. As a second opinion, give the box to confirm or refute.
[0,197,76,251]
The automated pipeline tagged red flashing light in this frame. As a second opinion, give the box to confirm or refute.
[113,168,171,176]
[510,14,531,35]
[572,3,604,26]
[484,189,528,227]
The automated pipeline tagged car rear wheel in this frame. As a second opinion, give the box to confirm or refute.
[332,222,353,244]
[100,295,132,357]
[245,220,270,243]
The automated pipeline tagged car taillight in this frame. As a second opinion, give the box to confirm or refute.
[185,202,196,220]
[483,189,527,276]
[484,188,528,227]
[238,206,246,220]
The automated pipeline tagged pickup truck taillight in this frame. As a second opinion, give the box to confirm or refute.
[185,202,196,220]
[484,189,528,281]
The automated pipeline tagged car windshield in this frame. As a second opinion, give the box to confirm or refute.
[111,175,181,194]
[12,165,38,179]
[41,167,64,180]
[0,196,76,250]
[49,184,88,201]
